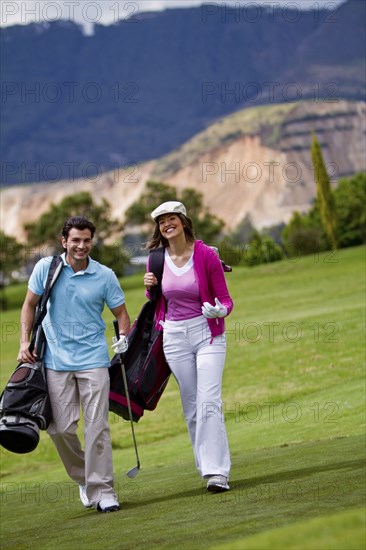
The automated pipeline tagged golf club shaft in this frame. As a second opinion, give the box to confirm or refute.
[113,320,140,470]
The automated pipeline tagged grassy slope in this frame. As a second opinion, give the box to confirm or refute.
[0,246,365,549]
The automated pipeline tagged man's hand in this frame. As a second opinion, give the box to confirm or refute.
[202,298,227,319]
[111,334,128,354]
[17,342,37,364]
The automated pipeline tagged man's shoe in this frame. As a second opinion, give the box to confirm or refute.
[206,475,230,493]
[79,485,93,508]
[97,498,120,513]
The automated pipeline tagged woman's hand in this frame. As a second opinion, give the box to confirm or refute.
[202,298,227,319]
[144,272,158,290]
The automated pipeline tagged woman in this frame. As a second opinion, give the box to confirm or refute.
[144,201,233,492]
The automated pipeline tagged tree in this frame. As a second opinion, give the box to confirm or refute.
[180,188,224,243]
[227,214,255,246]
[24,192,122,247]
[311,134,338,249]
[0,230,24,280]
[217,215,256,266]
[124,182,175,225]
[24,192,127,275]
[0,231,24,309]
[242,231,283,266]
[282,209,328,257]
[334,172,366,247]
[282,171,366,256]
[125,181,224,243]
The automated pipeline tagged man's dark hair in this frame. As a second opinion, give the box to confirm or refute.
[61,216,96,241]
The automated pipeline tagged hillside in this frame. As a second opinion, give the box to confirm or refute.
[1,100,365,239]
[1,0,365,185]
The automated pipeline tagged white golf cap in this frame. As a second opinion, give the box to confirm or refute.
[151,201,187,221]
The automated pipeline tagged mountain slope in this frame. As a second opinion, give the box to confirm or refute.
[1,0,364,185]
[153,100,366,229]
[1,100,365,240]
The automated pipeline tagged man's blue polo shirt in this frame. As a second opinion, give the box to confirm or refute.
[28,254,125,371]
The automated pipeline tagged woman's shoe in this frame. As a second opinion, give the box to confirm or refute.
[206,475,230,492]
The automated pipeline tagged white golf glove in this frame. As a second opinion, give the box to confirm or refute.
[202,298,227,319]
[111,334,128,354]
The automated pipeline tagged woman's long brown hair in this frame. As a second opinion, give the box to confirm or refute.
[146,213,196,249]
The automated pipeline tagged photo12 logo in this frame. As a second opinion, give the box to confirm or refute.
[0,480,140,504]
[1,2,141,27]
[202,81,339,104]
[1,160,140,185]
[1,81,140,104]
[201,2,340,24]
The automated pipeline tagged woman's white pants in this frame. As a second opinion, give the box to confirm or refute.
[163,315,231,479]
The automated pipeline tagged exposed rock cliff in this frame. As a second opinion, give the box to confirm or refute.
[1,100,365,240]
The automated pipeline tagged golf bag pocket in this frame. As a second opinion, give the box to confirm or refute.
[0,361,52,453]
[109,356,145,422]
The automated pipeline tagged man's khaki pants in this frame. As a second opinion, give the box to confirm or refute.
[47,367,116,506]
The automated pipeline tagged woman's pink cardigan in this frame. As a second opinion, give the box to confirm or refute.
[146,240,233,340]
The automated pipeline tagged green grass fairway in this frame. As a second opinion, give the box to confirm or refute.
[0,246,365,549]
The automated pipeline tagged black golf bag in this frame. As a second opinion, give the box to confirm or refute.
[109,299,171,422]
[0,256,63,453]
[109,247,170,422]
[0,356,51,453]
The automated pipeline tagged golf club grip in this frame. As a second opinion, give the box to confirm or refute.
[113,319,120,339]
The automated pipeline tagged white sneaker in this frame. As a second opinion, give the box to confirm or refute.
[206,475,230,493]
[97,497,120,513]
[79,485,93,508]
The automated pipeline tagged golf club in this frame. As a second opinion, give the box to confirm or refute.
[113,320,141,478]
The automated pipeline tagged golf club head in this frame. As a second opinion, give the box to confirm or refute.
[127,466,140,479]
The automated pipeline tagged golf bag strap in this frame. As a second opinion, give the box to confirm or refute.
[140,247,165,359]
[148,247,165,301]
[29,255,63,354]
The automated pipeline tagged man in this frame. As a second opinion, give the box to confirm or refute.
[18,216,130,513]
